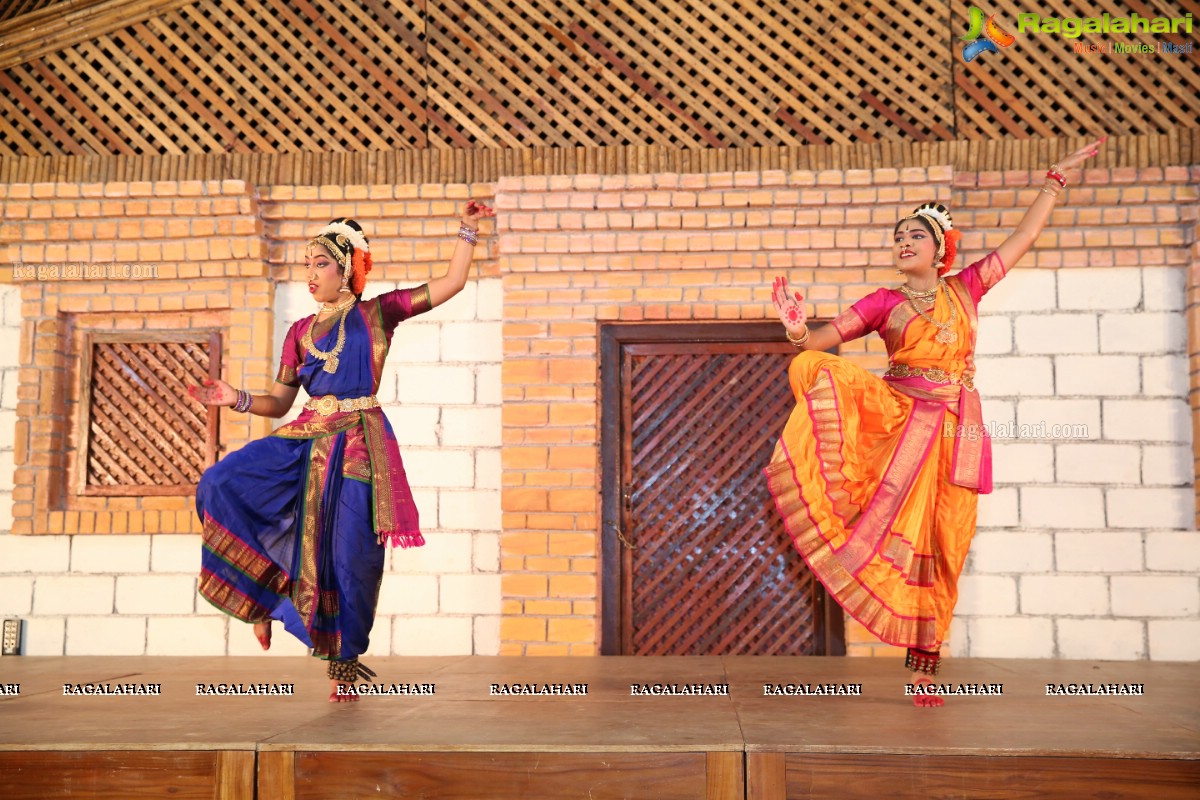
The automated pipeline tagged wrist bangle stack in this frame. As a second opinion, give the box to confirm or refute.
[785,327,810,348]
[233,389,252,413]
[1045,164,1066,187]
[457,224,479,246]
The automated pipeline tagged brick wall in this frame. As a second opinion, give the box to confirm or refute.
[494,167,1199,660]
[0,167,1196,660]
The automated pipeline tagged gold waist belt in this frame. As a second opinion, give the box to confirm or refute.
[304,394,380,416]
[885,364,975,392]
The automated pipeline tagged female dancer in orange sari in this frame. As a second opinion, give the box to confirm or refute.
[767,139,1104,706]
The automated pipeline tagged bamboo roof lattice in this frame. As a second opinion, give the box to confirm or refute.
[0,0,1197,169]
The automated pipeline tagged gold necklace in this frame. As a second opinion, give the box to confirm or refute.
[318,294,356,314]
[302,298,356,373]
[906,279,958,344]
[899,283,938,302]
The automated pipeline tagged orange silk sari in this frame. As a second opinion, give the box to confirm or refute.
[765,253,1004,652]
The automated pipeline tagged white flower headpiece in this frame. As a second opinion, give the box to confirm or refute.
[910,202,953,232]
[315,221,370,253]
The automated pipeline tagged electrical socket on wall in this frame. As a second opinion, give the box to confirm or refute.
[2,620,22,656]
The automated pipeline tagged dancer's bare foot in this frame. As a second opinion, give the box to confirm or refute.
[329,679,359,703]
[911,676,944,707]
[253,620,271,651]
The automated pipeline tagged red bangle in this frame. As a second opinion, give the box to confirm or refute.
[1046,166,1066,188]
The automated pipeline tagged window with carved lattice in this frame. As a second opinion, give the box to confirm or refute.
[76,332,221,496]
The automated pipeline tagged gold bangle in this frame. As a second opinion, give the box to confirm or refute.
[785,327,810,347]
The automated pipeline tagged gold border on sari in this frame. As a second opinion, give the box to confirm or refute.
[294,434,334,634]
[836,399,944,575]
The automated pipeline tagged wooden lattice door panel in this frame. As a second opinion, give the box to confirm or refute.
[600,323,844,656]
[77,332,221,496]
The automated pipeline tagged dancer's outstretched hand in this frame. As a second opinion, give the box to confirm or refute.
[772,276,808,336]
[462,199,495,228]
[1056,136,1106,172]
[187,378,237,407]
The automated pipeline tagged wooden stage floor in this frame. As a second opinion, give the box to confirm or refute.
[0,656,1196,799]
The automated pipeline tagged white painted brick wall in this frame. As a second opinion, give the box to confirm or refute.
[967,617,1055,658]
[0,576,34,615]
[1103,399,1189,443]
[1148,620,1200,661]
[989,443,1054,484]
[1107,488,1192,529]
[980,269,1057,312]
[1145,532,1200,572]
[1055,531,1143,573]
[1142,355,1187,396]
[146,617,228,656]
[977,487,1018,528]
[975,356,1053,396]
[71,537,151,573]
[1056,355,1139,396]
[1020,575,1110,616]
[953,266,1194,662]
[392,615,474,655]
[1056,443,1141,484]
[1013,314,1098,354]
[1141,268,1185,311]
[968,532,1053,573]
[1099,312,1186,354]
[973,316,1012,355]
[1057,619,1146,659]
[115,575,197,615]
[1056,268,1141,310]
[1016,399,1100,439]
[1021,487,1106,529]
[34,576,116,616]
[1111,576,1199,618]
[65,617,146,656]
[954,575,1018,615]
[150,535,201,573]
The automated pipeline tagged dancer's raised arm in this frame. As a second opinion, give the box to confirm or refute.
[994,137,1105,269]
[427,200,495,308]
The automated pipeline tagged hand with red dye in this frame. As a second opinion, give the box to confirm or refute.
[771,276,808,337]
[462,199,495,229]
[1056,135,1106,172]
[187,378,236,407]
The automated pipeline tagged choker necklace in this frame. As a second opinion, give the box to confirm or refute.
[319,295,356,314]
[899,283,938,302]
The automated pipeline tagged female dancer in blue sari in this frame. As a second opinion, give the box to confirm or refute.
[188,202,493,701]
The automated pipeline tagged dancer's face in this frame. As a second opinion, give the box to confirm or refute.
[305,244,343,304]
[892,219,938,274]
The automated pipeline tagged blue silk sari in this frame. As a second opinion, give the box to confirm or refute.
[197,286,431,660]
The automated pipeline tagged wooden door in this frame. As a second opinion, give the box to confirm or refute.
[600,322,844,656]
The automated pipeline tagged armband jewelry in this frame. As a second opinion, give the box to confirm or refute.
[1046,164,1066,188]
[457,224,479,246]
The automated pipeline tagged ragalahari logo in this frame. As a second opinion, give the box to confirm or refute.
[961,7,1017,61]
